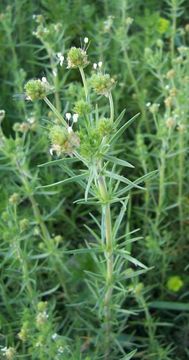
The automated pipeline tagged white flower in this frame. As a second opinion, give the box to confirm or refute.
[1,346,8,353]
[93,63,97,70]
[57,52,64,66]
[73,113,79,123]
[98,61,103,68]
[146,102,151,107]
[58,346,64,354]
[52,333,58,340]
[84,37,89,44]
[65,113,71,121]
[42,77,47,83]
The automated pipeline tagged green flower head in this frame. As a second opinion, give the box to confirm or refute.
[73,100,91,116]
[67,47,88,69]
[91,73,115,96]
[24,78,52,101]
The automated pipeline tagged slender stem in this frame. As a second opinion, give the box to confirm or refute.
[44,97,67,126]
[178,130,184,236]
[171,4,177,62]
[156,141,166,227]
[79,67,89,101]
[98,174,113,358]
[108,92,114,122]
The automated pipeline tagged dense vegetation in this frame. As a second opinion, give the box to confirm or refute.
[0,1,189,359]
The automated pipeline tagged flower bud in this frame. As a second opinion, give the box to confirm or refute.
[19,218,30,232]
[9,193,20,205]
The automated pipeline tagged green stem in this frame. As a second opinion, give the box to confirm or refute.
[156,142,166,227]
[178,130,184,236]
[79,67,89,101]
[171,5,177,62]
[108,92,114,122]
[44,97,66,126]
[98,174,113,358]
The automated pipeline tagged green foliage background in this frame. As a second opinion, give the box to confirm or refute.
[0,0,189,359]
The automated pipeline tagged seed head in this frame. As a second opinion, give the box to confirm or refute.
[67,47,88,69]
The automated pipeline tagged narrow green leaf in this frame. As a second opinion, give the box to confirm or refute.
[114,109,126,127]
[106,171,144,190]
[40,173,87,188]
[111,113,140,144]
[104,154,134,168]
[118,251,147,269]
[113,198,129,238]
[38,157,79,167]
[121,349,137,360]
[149,301,189,311]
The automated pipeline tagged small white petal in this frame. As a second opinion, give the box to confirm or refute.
[84,37,89,44]
[146,102,151,107]
[73,113,79,123]
[52,333,58,340]
[65,113,71,120]
[98,61,103,68]
[49,148,54,156]
[42,77,47,83]
[93,63,97,69]
[53,69,57,77]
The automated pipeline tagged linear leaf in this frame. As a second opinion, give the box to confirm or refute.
[40,173,87,188]
[111,113,140,144]
[104,155,134,168]
[106,171,144,190]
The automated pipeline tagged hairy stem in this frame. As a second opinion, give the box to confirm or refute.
[79,67,89,101]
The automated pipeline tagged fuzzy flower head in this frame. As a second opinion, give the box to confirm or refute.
[91,73,115,96]
[73,100,91,116]
[24,78,52,101]
[49,125,80,157]
[67,47,88,69]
